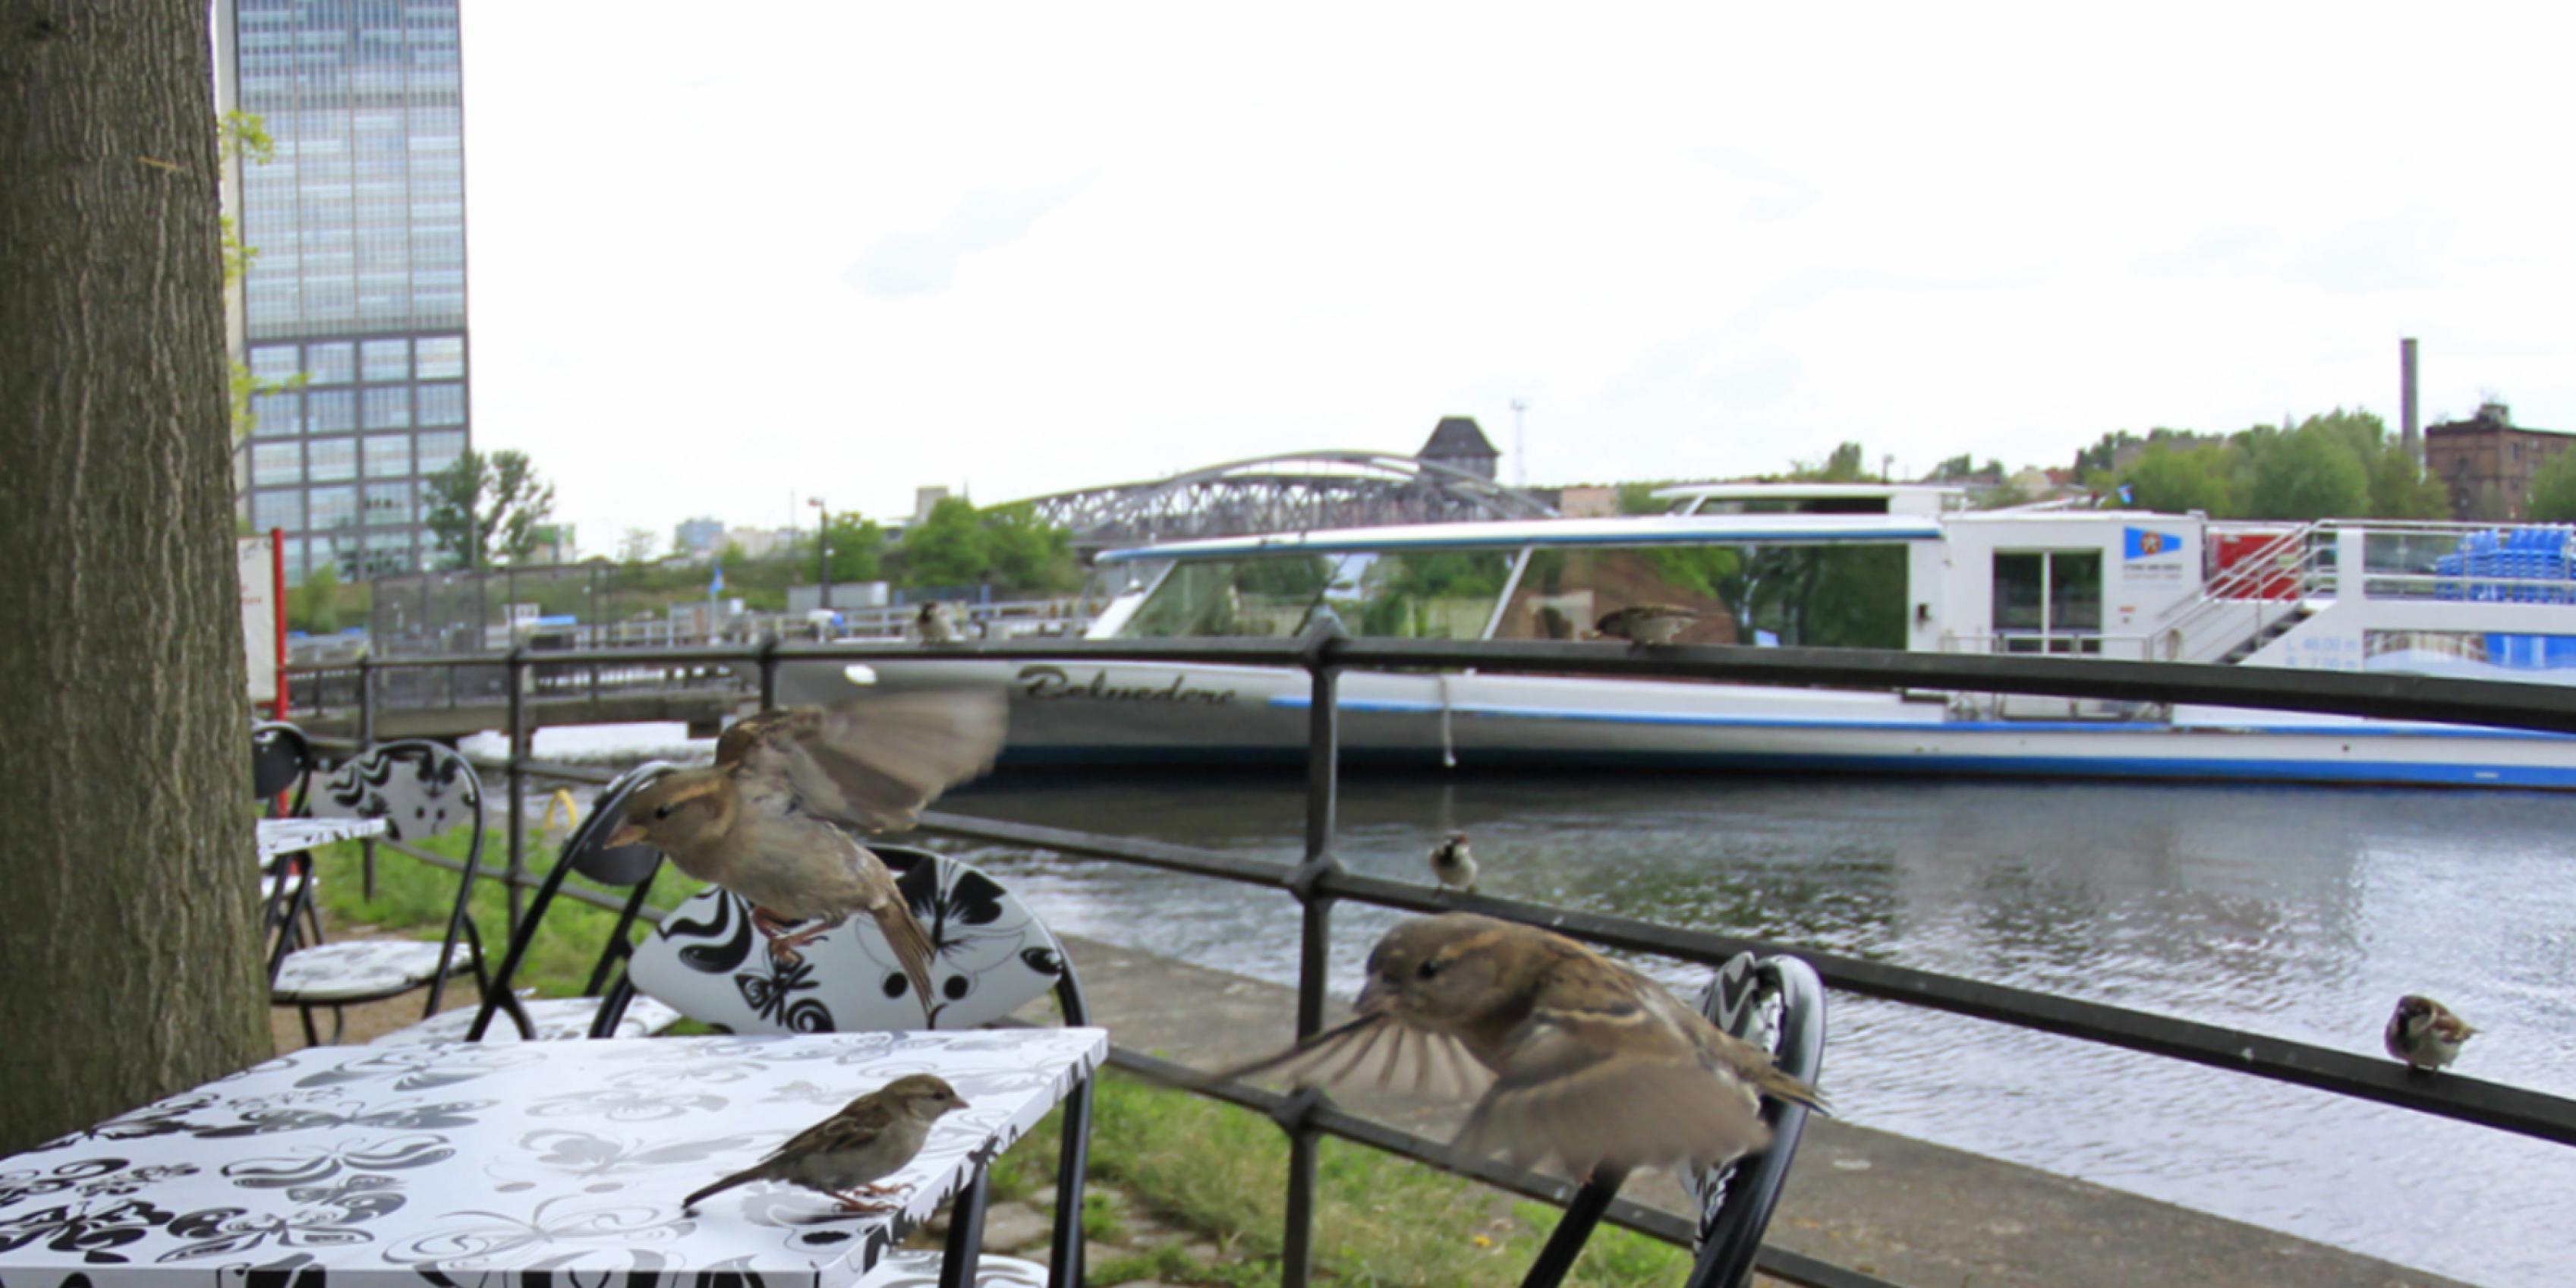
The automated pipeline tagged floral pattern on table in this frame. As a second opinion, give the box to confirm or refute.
[0,1031,1106,1288]
[628,848,1069,1035]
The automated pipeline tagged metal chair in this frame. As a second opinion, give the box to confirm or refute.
[250,722,323,947]
[1516,951,1826,1288]
[369,762,685,1046]
[616,845,1095,1288]
[268,740,502,1045]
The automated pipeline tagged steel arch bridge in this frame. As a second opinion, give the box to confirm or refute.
[1010,450,1559,554]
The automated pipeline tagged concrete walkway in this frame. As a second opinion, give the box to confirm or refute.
[1053,933,2478,1288]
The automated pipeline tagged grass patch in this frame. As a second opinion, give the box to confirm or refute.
[997,1072,1691,1288]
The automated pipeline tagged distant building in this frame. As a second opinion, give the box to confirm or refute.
[674,517,724,556]
[1549,485,1623,518]
[2425,402,2574,521]
[524,524,578,565]
[1419,416,1500,480]
[722,527,800,559]
[217,0,471,586]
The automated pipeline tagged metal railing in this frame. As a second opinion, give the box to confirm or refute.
[288,636,2576,1288]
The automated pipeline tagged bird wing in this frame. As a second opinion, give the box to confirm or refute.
[1213,1012,1494,1102]
[762,1094,897,1166]
[720,688,1007,832]
[1453,986,1771,1177]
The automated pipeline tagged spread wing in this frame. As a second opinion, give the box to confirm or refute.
[1213,1013,1494,1103]
[719,688,1008,832]
[1453,990,1771,1177]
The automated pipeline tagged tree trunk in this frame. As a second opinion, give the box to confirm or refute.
[0,1,269,1154]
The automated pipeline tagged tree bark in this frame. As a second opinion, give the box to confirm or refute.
[0,1,269,1154]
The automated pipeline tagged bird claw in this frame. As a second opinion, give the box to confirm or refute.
[831,1189,904,1214]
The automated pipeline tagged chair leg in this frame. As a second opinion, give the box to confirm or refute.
[327,1005,348,1044]
[1047,1076,1093,1288]
[298,1005,320,1048]
[937,1165,990,1288]
[1519,1169,1629,1288]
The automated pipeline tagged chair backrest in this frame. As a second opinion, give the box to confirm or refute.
[463,761,677,1041]
[250,721,315,814]
[1681,953,1827,1288]
[624,844,1072,1034]
[305,740,487,1014]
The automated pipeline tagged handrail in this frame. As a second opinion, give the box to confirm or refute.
[301,633,2576,1288]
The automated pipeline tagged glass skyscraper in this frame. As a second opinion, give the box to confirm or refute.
[218,0,469,585]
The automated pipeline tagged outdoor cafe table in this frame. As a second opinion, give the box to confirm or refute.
[0,1028,1107,1288]
[254,817,388,863]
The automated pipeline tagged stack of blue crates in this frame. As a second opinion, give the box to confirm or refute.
[2433,525,2576,669]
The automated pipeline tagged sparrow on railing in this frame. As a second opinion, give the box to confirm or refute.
[2385,994,2477,1071]
[1429,831,1477,895]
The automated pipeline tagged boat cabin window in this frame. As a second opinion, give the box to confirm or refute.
[1116,550,1515,640]
[1492,544,1907,649]
[1992,550,2102,653]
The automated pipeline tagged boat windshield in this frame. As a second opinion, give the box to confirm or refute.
[1490,545,1907,648]
[1116,551,1515,639]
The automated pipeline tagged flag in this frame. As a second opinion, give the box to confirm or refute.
[709,562,724,595]
[2117,484,2134,505]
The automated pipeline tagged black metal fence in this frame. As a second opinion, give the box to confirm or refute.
[294,635,2576,1288]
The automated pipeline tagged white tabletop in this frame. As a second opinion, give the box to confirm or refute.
[254,817,389,861]
[0,1029,1107,1288]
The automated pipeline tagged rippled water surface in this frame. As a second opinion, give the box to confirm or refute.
[925,771,2576,1288]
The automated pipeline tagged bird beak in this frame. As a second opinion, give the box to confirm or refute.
[606,821,647,849]
[949,1094,972,1110]
[1353,980,1393,1017]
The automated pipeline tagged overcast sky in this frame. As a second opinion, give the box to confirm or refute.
[456,2,2576,552]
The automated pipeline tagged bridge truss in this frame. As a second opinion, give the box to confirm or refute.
[1012,450,1558,554]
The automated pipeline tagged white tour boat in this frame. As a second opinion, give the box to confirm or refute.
[779,485,2576,789]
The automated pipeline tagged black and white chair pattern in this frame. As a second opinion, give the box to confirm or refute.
[370,762,685,1047]
[250,721,323,945]
[615,845,1094,1288]
[268,739,502,1046]
[1515,949,1826,1288]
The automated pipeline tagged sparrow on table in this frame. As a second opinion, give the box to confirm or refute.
[2385,994,2477,1071]
[916,601,959,644]
[1221,913,1824,1181]
[683,1074,968,1214]
[1428,832,1477,894]
[608,687,1007,1016]
[1593,604,1701,646]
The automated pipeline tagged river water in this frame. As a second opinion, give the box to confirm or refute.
[500,725,2574,1286]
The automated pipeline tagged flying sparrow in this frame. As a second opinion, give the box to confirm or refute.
[2384,994,2477,1071]
[1593,604,1701,646]
[1428,832,1477,894]
[608,687,1007,1017]
[916,601,959,644]
[1220,913,1824,1180]
[683,1074,968,1214]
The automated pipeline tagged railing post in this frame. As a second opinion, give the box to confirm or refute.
[1280,622,1343,1288]
[758,631,780,711]
[505,646,528,936]
[357,653,378,899]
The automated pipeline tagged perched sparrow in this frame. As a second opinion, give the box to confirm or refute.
[608,688,1007,1017]
[1594,604,1701,646]
[1222,914,1824,1180]
[1428,832,1477,894]
[916,601,959,644]
[683,1074,968,1214]
[2385,994,2477,1071]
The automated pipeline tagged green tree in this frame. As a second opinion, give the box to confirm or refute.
[3,1,270,1152]
[616,527,659,564]
[980,503,1077,592]
[894,496,990,587]
[822,512,886,584]
[2525,446,2576,522]
[289,562,343,633]
[2367,447,2452,520]
[424,448,558,571]
[2118,442,2238,515]
[2244,422,2369,520]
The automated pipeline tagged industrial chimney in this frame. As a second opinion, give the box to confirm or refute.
[2401,337,2420,463]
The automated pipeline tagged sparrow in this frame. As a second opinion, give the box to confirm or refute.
[607,687,1007,1016]
[916,601,959,644]
[1428,832,1477,894]
[2384,994,2477,1071]
[683,1074,968,1214]
[1593,604,1701,646]
[1220,914,1824,1181]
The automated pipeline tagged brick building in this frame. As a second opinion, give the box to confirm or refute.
[2424,402,2575,520]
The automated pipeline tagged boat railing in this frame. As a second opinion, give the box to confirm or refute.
[288,635,2576,1288]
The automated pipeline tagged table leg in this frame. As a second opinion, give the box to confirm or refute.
[936,1164,990,1288]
